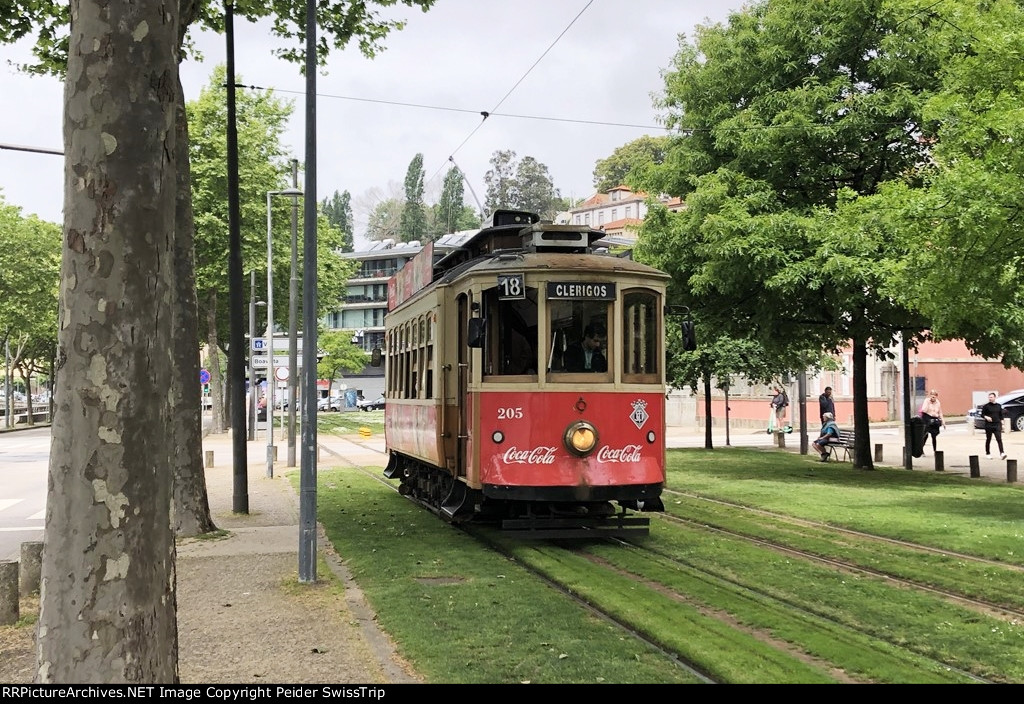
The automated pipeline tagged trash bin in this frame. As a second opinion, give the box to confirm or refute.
[910,416,926,458]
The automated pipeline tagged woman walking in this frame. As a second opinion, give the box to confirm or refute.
[918,389,946,454]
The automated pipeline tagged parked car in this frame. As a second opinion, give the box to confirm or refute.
[967,389,1024,432]
[357,394,386,411]
[317,395,343,412]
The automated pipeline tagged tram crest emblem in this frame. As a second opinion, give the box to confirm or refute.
[629,399,649,429]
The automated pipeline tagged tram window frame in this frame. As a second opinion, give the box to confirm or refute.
[622,288,661,383]
[480,285,539,380]
[547,300,611,378]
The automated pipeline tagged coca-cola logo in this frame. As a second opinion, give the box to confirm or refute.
[502,446,557,464]
[596,444,643,463]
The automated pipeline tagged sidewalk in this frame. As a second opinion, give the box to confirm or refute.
[186,430,416,684]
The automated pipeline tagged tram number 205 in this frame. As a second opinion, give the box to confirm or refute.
[497,407,525,419]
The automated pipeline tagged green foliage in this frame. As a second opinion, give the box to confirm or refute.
[365,198,403,242]
[317,330,369,390]
[188,67,352,342]
[399,153,427,242]
[1,1,438,75]
[592,135,670,193]
[0,196,60,381]
[434,167,480,235]
[483,150,561,219]
[321,190,354,253]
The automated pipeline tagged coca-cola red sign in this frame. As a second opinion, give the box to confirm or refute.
[596,444,643,463]
[502,446,557,464]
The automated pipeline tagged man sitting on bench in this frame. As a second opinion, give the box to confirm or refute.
[812,412,841,462]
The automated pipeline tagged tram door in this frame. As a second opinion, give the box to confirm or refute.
[456,294,470,480]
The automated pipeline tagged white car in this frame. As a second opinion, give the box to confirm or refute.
[317,395,343,412]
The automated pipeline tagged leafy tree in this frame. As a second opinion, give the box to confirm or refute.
[399,153,427,242]
[0,199,59,427]
[321,190,354,252]
[635,0,950,469]
[434,166,479,235]
[483,149,518,216]
[593,135,671,193]
[366,198,403,241]
[483,150,561,219]
[189,66,293,433]
[515,156,561,220]
[37,1,179,680]
[863,0,1024,368]
[317,329,370,397]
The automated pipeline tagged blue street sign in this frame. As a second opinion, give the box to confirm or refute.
[199,369,211,385]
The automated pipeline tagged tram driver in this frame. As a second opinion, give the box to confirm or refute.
[563,323,607,373]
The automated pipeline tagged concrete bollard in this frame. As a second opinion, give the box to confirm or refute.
[934,450,944,472]
[19,541,42,595]
[0,560,18,625]
[874,443,883,462]
[969,455,980,478]
[205,450,214,468]
[1008,459,1018,484]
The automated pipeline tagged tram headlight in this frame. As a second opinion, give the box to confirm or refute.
[563,421,599,457]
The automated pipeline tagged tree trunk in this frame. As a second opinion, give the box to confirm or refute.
[170,67,216,537]
[39,0,179,682]
[852,337,875,470]
[205,290,225,433]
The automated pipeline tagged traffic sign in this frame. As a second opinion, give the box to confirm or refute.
[251,355,293,369]
[251,337,303,352]
[275,367,289,382]
[199,368,210,385]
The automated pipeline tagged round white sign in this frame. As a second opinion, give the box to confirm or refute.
[275,366,289,381]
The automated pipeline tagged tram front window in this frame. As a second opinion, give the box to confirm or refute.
[481,286,539,377]
[547,301,610,375]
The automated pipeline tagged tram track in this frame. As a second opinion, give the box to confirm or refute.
[654,509,1024,624]
[316,436,1020,682]
[318,438,719,682]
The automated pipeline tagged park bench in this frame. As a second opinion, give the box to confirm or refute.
[824,429,856,462]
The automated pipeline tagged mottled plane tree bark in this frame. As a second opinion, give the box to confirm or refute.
[170,0,216,535]
[38,0,180,682]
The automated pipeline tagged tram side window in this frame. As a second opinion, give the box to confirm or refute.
[623,290,659,377]
[481,286,539,377]
[548,301,610,374]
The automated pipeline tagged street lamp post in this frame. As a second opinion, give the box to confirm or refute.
[266,188,303,479]
[288,159,300,467]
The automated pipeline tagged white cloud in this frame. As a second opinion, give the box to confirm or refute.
[0,0,738,247]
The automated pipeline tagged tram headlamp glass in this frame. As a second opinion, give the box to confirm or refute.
[564,421,598,456]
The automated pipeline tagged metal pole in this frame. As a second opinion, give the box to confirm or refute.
[225,2,248,513]
[288,159,299,467]
[266,191,275,479]
[248,270,257,441]
[299,0,318,583]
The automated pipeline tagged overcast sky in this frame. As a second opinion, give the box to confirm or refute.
[0,0,742,248]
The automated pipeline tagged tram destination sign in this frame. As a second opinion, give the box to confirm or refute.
[546,281,616,301]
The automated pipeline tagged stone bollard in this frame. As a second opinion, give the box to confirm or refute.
[19,541,42,595]
[205,450,214,468]
[874,443,883,463]
[934,450,944,472]
[0,560,18,625]
[969,455,980,478]
[1008,459,1018,484]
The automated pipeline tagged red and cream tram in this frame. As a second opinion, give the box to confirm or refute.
[380,210,672,537]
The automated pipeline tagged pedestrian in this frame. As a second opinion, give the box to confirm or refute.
[769,385,789,433]
[918,389,945,454]
[819,386,835,424]
[981,391,1007,460]
[811,412,841,462]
